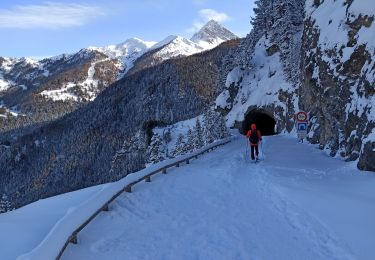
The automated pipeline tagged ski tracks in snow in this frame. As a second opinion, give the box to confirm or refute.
[63,136,357,260]
[252,167,355,260]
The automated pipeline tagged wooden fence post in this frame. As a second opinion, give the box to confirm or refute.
[186,159,190,164]
[145,176,151,182]
[125,185,132,193]
[102,204,109,212]
[162,168,167,174]
[70,233,78,245]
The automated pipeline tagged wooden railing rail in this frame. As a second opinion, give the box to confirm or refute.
[56,139,231,260]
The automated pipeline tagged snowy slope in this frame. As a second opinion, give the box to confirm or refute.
[0,185,104,260]
[40,59,109,102]
[88,38,156,74]
[2,134,373,259]
[150,35,205,61]
[60,134,375,260]
[0,57,36,92]
[0,77,11,92]
[0,58,15,91]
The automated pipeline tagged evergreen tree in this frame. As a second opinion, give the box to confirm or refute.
[185,128,195,153]
[0,194,12,213]
[217,113,229,139]
[110,130,147,176]
[203,109,216,145]
[172,133,186,157]
[147,133,165,164]
[193,118,204,150]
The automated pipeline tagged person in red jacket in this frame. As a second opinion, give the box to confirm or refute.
[246,123,262,161]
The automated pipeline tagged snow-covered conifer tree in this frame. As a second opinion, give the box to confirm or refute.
[216,113,229,139]
[203,109,216,145]
[185,128,195,153]
[172,133,186,157]
[147,133,165,164]
[0,194,12,213]
[193,118,204,150]
[111,130,147,174]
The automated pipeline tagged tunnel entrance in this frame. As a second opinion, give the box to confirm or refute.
[242,109,276,136]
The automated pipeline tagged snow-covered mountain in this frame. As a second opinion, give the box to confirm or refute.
[0,20,236,132]
[128,22,238,75]
[104,21,238,75]
[88,38,156,75]
[151,35,204,58]
[127,35,206,75]
[191,19,238,49]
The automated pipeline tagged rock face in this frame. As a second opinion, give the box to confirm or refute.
[300,0,375,171]
[216,0,374,171]
[215,0,305,134]
[0,40,239,208]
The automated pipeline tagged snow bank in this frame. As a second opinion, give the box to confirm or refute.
[0,78,11,92]
[0,186,103,260]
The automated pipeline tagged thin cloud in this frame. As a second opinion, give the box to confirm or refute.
[192,0,208,5]
[188,9,231,33]
[0,2,107,29]
[199,9,230,23]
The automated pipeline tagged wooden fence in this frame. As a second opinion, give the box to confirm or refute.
[56,139,231,259]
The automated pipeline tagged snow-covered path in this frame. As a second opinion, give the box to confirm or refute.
[62,135,375,260]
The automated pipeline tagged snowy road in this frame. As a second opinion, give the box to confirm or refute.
[62,135,375,260]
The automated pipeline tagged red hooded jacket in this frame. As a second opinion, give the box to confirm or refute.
[246,124,262,146]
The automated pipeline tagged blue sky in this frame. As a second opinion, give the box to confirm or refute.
[0,0,256,58]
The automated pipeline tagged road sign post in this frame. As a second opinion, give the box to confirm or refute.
[296,111,308,143]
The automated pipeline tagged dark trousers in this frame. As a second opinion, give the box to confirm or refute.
[250,145,259,160]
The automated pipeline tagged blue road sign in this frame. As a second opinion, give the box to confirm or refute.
[297,122,307,131]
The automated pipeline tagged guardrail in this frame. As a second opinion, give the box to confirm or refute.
[56,138,232,260]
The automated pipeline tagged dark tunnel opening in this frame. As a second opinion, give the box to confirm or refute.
[242,109,277,136]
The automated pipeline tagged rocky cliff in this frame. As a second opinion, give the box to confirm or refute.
[300,0,374,171]
[216,0,374,171]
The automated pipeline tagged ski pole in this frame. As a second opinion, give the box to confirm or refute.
[247,140,250,162]
[245,138,248,162]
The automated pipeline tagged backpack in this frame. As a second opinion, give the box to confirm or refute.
[249,129,259,144]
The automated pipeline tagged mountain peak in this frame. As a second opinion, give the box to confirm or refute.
[203,19,222,29]
[190,20,238,48]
